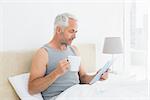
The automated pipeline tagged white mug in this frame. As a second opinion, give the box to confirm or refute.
[67,56,81,72]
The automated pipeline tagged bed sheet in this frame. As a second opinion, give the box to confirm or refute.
[56,79,149,100]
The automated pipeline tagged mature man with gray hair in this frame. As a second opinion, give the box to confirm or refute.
[28,13,109,100]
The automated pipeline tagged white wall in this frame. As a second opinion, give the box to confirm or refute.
[1,3,123,50]
[0,3,3,51]
[124,0,148,80]
[0,1,124,71]
[147,0,150,81]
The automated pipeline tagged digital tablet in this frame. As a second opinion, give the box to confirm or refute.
[89,59,113,84]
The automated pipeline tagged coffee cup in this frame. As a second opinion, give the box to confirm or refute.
[67,56,81,72]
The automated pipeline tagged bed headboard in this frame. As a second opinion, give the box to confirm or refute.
[0,44,96,100]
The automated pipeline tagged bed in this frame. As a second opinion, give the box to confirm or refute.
[56,76,149,100]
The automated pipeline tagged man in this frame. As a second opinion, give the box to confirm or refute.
[28,13,109,100]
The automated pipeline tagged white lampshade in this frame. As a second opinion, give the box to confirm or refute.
[103,37,123,54]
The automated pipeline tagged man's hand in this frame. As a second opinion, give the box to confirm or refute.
[100,69,110,80]
[55,59,70,76]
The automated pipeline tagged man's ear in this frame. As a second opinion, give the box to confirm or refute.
[56,26,63,34]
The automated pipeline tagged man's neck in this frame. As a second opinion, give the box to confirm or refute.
[49,38,67,51]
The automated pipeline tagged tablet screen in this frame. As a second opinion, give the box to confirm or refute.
[89,59,112,84]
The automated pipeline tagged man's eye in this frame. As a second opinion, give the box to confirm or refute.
[69,30,74,33]
[70,30,77,33]
[71,31,74,33]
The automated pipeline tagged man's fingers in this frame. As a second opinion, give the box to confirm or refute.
[106,69,111,72]
[62,61,70,68]
[60,59,70,64]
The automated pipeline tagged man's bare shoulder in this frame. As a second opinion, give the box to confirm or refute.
[37,48,47,55]
[33,48,48,61]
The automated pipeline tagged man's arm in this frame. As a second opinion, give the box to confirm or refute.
[79,67,109,84]
[78,66,95,84]
[72,45,109,84]
[28,48,69,95]
[28,48,60,95]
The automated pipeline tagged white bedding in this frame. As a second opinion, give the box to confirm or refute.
[56,79,149,100]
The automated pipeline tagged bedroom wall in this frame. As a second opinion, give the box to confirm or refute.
[0,3,3,52]
[0,0,124,72]
[124,0,149,80]
[148,1,150,80]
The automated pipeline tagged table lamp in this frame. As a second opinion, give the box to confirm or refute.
[103,37,123,73]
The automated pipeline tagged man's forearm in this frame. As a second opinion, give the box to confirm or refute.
[80,74,95,84]
[28,70,60,95]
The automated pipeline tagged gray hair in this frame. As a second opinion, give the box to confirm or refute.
[54,13,77,31]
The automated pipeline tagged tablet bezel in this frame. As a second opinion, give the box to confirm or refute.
[89,59,113,84]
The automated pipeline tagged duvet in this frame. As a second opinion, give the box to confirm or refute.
[55,79,149,100]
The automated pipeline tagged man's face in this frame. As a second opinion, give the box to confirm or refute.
[62,19,78,45]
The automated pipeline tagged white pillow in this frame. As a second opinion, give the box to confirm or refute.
[8,73,43,100]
